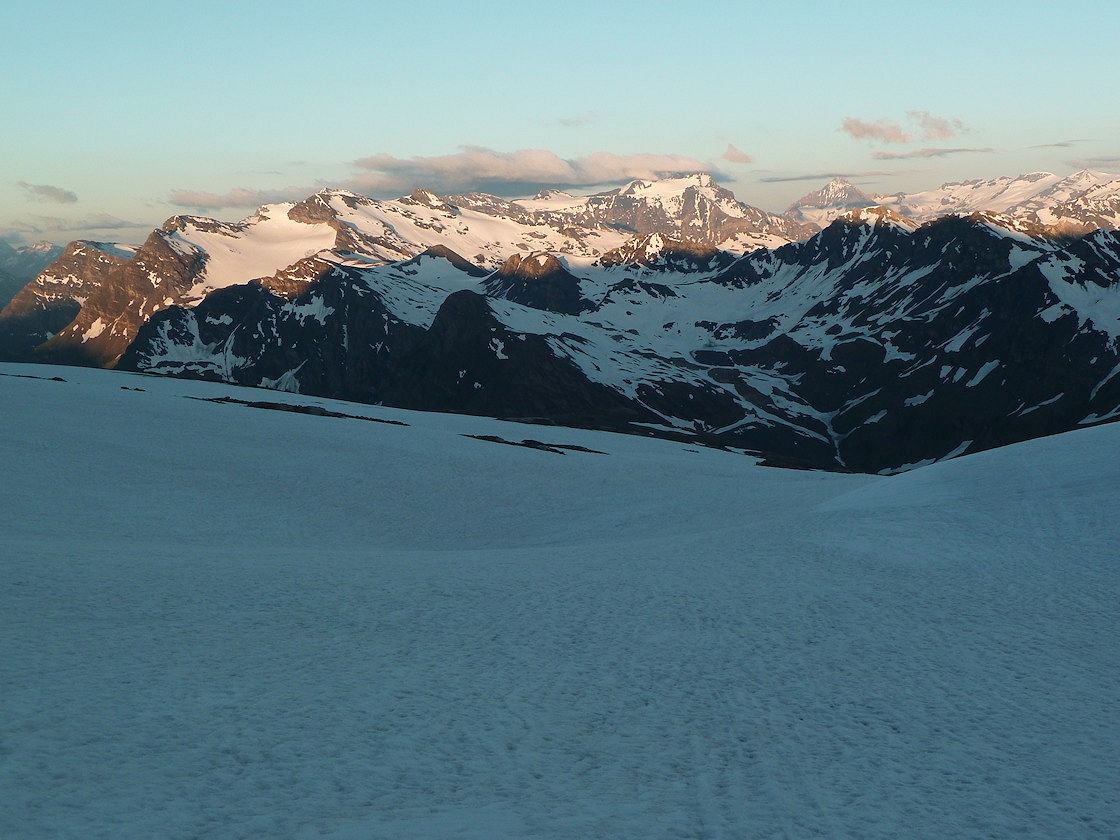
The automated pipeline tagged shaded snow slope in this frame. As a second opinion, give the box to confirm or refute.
[1,364,1117,839]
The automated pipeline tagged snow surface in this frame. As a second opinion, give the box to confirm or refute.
[170,206,337,301]
[1,363,1118,839]
[875,170,1119,222]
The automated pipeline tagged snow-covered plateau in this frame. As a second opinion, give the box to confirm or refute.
[2,363,1117,838]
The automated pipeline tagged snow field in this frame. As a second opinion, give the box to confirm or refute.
[1,364,1117,839]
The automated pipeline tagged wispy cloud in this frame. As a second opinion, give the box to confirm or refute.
[908,110,968,140]
[52,213,145,232]
[1066,154,1120,170]
[872,147,994,160]
[17,181,78,204]
[843,112,970,145]
[168,147,717,209]
[555,112,597,128]
[758,170,895,183]
[841,117,911,144]
[351,146,715,196]
[721,144,754,164]
[0,213,146,243]
[168,186,311,211]
[1029,139,1090,149]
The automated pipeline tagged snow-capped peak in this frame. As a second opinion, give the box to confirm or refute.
[406,188,445,207]
[618,171,715,197]
[837,205,919,231]
[784,178,875,227]
[789,178,872,211]
[532,188,573,200]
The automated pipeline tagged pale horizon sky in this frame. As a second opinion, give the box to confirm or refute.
[2,0,1118,244]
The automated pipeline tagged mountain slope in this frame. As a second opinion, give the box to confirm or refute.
[0,266,19,309]
[784,177,875,227]
[7,170,1120,472]
[118,213,1120,472]
[3,363,1117,839]
[0,240,64,307]
[875,169,1120,222]
[1022,176,1120,232]
[0,176,808,366]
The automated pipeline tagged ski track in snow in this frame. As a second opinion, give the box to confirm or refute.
[1,363,1117,839]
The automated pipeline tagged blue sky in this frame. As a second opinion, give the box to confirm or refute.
[2,0,1117,243]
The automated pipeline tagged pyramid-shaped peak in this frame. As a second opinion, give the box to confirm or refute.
[402,245,488,277]
[789,178,873,212]
[1064,168,1112,182]
[406,188,448,207]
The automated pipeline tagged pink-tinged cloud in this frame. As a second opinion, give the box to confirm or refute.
[168,186,312,210]
[758,170,895,183]
[721,144,754,164]
[351,146,715,195]
[1029,139,1090,149]
[840,118,912,144]
[843,112,970,144]
[908,110,968,140]
[872,147,994,160]
[168,147,722,210]
[1066,154,1120,170]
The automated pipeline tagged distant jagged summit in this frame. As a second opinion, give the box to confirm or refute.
[784,178,875,228]
[4,168,1120,375]
[873,170,1120,221]
[0,239,66,307]
[793,177,872,209]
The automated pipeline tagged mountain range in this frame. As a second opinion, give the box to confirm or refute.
[786,169,1120,230]
[3,170,1120,472]
[0,240,64,308]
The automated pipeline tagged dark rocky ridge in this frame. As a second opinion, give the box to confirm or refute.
[115,216,1120,472]
[484,253,592,315]
[7,175,1120,472]
[0,176,808,367]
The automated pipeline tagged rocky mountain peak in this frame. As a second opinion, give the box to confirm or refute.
[789,178,873,211]
[618,171,715,197]
[783,178,876,228]
[496,251,567,279]
[599,233,722,268]
[486,252,589,315]
[406,245,489,277]
[406,188,447,207]
[836,205,918,230]
[531,188,573,200]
